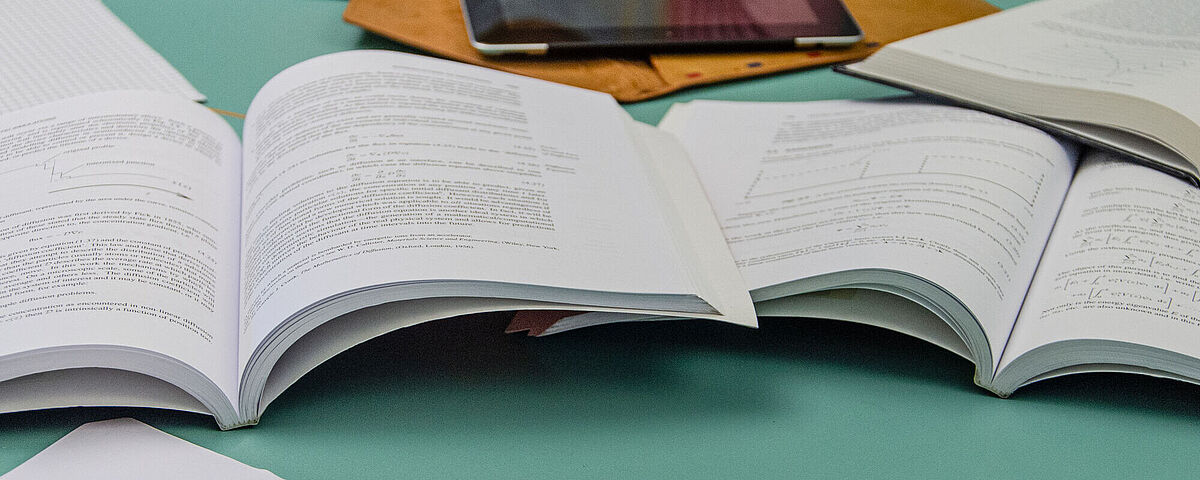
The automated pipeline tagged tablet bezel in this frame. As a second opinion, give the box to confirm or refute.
[460,0,863,55]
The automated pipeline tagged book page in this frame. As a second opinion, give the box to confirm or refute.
[661,100,1077,366]
[0,92,241,403]
[237,51,707,368]
[892,0,1200,123]
[1000,153,1200,369]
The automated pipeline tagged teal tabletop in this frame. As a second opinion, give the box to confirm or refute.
[2,1,1198,478]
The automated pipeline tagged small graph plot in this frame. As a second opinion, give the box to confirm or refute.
[745,140,1046,206]
[744,151,880,199]
[1028,41,1197,81]
[0,148,194,199]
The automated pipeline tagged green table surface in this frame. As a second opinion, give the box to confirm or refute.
[4,1,1199,478]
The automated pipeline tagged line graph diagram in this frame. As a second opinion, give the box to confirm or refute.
[744,139,1047,207]
[0,147,194,199]
[1027,41,1197,82]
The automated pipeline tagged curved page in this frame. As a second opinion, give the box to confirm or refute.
[0,92,242,405]
[660,99,1076,369]
[237,51,706,372]
[1000,153,1200,375]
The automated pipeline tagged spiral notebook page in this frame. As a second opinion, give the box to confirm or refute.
[0,0,204,114]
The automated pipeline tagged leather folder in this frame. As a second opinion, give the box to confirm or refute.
[343,0,999,102]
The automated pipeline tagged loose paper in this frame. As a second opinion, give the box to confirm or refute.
[1,418,280,479]
[0,0,204,114]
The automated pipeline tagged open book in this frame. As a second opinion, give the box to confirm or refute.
[529,99,1200,397]
[0,50,755,429]
[835,0,1200,185]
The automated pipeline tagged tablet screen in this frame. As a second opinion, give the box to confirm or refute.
[462,0,861,48]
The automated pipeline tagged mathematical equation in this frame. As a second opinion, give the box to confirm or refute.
[350,169,407,183]
[1054,272,1200,312]
[1073,230,1199,261]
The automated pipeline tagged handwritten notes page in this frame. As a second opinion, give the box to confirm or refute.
[0,0,204,114]
[659,100,1077,369]
[1001,153,1200,371]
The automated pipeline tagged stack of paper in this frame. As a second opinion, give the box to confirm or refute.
[0,0,204,114]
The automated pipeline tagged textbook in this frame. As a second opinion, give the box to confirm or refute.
[524,99,1200,398]
[835,0,1200,186]
[0,50,756,429]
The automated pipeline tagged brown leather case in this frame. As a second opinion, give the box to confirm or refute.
[343,0,999,102]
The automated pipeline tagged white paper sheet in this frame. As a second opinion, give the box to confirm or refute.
[0,0,204,114]
[1,418,279,479]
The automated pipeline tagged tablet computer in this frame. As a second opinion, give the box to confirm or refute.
[461,0,863,55]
